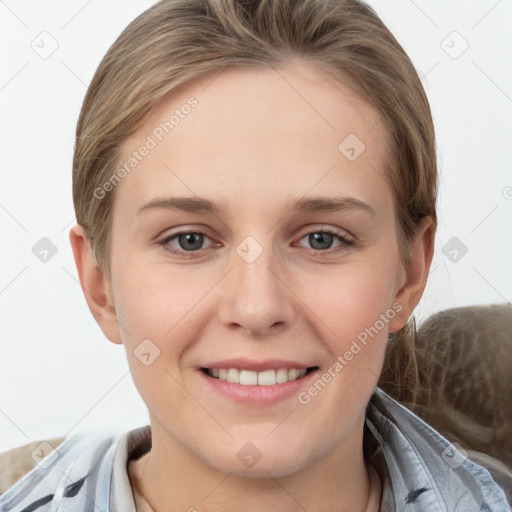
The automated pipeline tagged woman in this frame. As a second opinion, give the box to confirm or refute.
[0,0,509,510]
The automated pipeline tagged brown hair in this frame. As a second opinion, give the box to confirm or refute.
[72,0,437,392]
[380,304,512,465]
[379,303,512,497]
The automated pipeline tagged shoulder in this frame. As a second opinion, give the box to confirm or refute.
[0,436,67,495]
[466,449,512,507]
[0,431,120,511]
[366,387,512,511]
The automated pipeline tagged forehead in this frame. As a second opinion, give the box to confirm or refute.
[114,61,392,220]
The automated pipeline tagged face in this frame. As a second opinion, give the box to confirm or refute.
[99,62,409,477]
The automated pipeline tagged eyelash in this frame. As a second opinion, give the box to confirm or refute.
[157,227,354,258]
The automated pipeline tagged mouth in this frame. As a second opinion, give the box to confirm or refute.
[201,366,319,385]
[197,359,320,404]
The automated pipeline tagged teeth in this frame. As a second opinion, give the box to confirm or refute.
[207,367,309,385]
[288,368,300,380]
[276,368,289,383]
[240,369,258,385]
[258,369,276,386]
[226,368,240,383]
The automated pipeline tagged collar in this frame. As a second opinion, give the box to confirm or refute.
[364,387,510,510]
[108,387,510,511]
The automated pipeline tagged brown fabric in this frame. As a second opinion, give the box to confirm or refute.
[380,304,512,469]
[0,436,67,495]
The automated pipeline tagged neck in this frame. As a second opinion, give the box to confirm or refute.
[129,416,380,512]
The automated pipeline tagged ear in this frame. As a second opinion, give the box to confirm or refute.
[388,216,436,333]
[69,224,123,345]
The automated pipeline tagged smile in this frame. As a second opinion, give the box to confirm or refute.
[198,360,320,404]
[203,367,316,385]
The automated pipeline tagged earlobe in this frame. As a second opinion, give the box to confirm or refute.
[69,224,123,345]
[388,216,436,333]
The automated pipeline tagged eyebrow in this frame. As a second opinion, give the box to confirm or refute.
[136,195,376,217]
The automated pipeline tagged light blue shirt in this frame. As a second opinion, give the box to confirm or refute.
[0,387,510,511]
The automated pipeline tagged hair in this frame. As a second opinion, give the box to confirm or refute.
[72,0,437,410]
[379,303,512,497]
[380,304,512,465]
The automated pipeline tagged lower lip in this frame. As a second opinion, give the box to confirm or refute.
[198,368,319,405]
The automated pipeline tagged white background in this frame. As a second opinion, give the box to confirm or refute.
[1,0,511,452]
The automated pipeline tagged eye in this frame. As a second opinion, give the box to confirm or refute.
[158,230,215,256]
[296,227,354,253]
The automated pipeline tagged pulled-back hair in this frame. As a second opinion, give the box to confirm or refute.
[380,304,512,465]
[379,303,512,500]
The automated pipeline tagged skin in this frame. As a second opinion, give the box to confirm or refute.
[70,61,435,512]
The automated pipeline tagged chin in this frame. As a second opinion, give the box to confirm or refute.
[198,442,314,479]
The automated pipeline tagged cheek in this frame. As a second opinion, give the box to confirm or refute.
[113,257,191,337]
[309,259,397,340]
[112,260,211,380]
[112,269,195,416]
[302,264,398,403]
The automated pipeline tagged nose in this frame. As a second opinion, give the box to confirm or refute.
[217,241,296,337]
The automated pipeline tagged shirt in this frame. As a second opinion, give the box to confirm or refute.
[0,387,510,511]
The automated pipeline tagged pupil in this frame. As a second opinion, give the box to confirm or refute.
[180,233,203,250]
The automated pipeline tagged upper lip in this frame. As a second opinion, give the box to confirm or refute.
[199,358,316,372]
